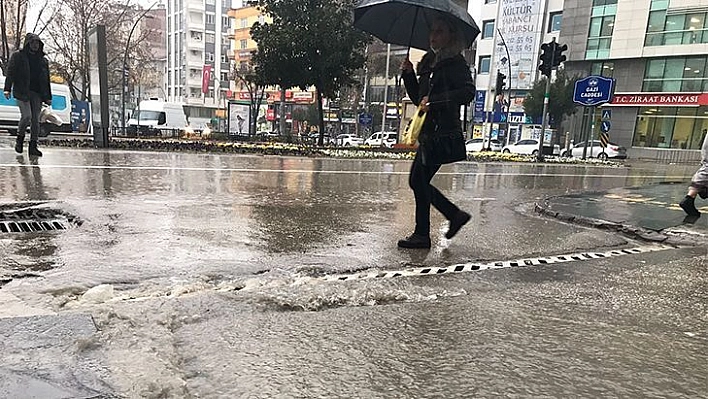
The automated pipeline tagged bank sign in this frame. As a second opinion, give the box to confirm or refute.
[573,76,615,106]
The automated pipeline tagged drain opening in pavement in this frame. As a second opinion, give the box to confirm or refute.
[0,203,82,234]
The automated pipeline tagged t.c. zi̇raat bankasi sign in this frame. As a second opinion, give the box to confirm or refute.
[573,75,616,107]
[610,93,708,106]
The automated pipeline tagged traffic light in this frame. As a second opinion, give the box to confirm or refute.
[553,43,568,68]
[538,42,553,77]
[495,72,506,93]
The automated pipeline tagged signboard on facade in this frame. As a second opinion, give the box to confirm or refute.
[573,75,615,106]
[610,93,708,107]
[495,0,545,90]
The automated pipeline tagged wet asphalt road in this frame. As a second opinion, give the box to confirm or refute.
[0,138,706,398]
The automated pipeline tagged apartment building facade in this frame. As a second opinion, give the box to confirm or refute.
[165,0,231,129]
[560,0,708,161]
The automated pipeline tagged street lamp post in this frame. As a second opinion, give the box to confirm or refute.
[121,1,159,134]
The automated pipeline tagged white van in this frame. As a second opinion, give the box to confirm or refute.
[127,99,187,136]
[0,76,72,136]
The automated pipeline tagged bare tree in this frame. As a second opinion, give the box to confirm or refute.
[0,0,29,74]
[38,0,157,100]
[232,60,268,136]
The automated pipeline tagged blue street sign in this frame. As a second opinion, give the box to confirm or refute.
[358,113,373,125]
[601,120,611,133]
[473,91,486,123]
[573,75,616,106]
[602,109,612,120]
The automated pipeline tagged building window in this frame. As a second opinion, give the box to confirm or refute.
[643,56,708,92]
[586,15,615,59]
[206,52,214,62]
[591,0,617,18]
[485,0,496,3]
[240,39,247,49]
[206,14,215,24]
[206,0,215,4]
[478,56,491,74]
[221,54,228,63]
[548,12,562,32]
[482,20,495,39]
[645,10,708,46]
[258,15,265,24]
[633,107,708,150]
[222,16,230,28]
[206,33,215,43]
[590,61,614,77]
[241,18,248,28]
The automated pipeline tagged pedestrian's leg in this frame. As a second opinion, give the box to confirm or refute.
[409,152,439,237]
[680,184,700,216]
[429,174,471,239]
[398,152,434,248]
[16,100,31,153]
[28,92,43,157]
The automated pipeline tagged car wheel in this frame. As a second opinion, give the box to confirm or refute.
[344,142,350,147]
[531,150,538,156]
[503,149,510,154]
[561,151,571,158]
[598,152,608,161]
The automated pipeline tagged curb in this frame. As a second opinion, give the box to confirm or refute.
[534,200,706,247]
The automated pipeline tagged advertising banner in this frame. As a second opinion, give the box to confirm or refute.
[495,0,545,90]
[228,102,250,136]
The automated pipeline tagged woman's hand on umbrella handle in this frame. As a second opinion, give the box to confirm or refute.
[400,59,413,73]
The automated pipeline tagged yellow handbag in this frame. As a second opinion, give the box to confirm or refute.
[402,105,427,145]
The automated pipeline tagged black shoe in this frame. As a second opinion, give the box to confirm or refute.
[397,234,431,249]
[445,211,471,239]
[679,196,700,217]
[15,135,24,154]
[28,141,42,157]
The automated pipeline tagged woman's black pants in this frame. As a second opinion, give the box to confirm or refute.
[409,150,460,236]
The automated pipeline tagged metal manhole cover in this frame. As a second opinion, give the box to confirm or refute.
[0,202,82,233]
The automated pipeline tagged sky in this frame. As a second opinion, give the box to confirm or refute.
[26,0,168,35]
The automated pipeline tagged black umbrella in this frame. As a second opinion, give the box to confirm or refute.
[354,0,480,51]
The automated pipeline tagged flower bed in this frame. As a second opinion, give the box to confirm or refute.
[43,138,623,166]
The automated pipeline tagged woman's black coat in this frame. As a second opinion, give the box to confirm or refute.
[402,51,475,165]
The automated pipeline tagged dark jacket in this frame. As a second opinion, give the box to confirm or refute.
[3,33,52,102]
[402,51,475,164]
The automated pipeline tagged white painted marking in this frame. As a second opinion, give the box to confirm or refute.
[321,244,676,282]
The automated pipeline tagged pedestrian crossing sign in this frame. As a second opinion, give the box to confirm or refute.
[602,109,612,120]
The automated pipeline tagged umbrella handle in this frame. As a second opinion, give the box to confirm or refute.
[406,7,419,58]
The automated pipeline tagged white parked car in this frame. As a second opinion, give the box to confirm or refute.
[364,131,397,147]
[335,134,364,147]
[502,139,561,156]
[564,140,627,160]
[465,138,502,152]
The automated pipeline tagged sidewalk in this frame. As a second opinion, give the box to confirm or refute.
[537,182,708,245]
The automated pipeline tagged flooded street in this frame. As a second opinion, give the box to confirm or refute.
[1,143,706,398]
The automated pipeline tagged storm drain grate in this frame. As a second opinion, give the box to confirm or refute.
[322,244,677,282]
[0,203,82,234]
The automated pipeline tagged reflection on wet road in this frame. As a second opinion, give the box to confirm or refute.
[0,143,705,398]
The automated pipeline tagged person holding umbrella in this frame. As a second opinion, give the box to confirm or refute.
[397,15,475,249]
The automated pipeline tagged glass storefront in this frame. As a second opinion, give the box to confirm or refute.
[633,106,708,149]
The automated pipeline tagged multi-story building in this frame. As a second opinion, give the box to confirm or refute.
[139,6,168,100]
[165,0,232,130]
[561,0,707,161]
[468,0,565,143]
